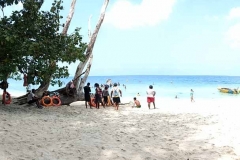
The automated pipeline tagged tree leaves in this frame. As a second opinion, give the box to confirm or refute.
[0,0,87,86]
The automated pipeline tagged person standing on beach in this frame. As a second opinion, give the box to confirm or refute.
[190,89,195,102]
[111,83,122,110]
[102,86,110,106]
[84,83,91,108]
[146,85,156,109]
[94,83,104,109]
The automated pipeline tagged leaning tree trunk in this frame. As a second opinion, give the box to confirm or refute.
[77,54,93,100]
[36,0,77,96]
[74,15,92,91]
[62,0,77,35]
[74,0,109,100]
[17,0,109,105]
[16,0,78,104]
[62,0,109,104]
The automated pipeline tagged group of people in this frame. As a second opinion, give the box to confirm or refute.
[133,85,156,109]
[84,83,157,110]
[84,82,122,110]
[27,82,194,110]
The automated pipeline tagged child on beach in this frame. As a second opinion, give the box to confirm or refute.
[132,97,141,108]
[190,89,195,102]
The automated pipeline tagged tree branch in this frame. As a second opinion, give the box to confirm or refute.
[62,0,77,35]
[0,6,4,18]
[72,70,86,82]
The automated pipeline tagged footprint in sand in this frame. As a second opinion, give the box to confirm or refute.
[121,149,126,152]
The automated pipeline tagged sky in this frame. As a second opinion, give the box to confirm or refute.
[3,0,240,76]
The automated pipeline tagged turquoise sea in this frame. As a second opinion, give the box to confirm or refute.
[7,75,240,99]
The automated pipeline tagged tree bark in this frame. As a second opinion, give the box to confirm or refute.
[36,0,77,96]
[62,0,77,35]
[17,0,109,105]
[74,0,109,100]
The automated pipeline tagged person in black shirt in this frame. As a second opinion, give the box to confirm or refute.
[84,82,91,108]
[94,83,103,109]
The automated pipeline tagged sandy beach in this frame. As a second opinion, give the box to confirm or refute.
[0,97,240,160]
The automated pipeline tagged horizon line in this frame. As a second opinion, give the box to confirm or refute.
[69,74,240,77]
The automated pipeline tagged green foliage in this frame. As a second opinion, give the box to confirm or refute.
[0,0,43,8]
[0,0,87,86]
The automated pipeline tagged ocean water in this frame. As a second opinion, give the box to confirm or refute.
[6,75,240,99]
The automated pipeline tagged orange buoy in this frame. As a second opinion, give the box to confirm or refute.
[42,96,52,106]
[2,91,11,104]
[88,97,96,107]
[52,96,61,106]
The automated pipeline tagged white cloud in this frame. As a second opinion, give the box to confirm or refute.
[227,7,240,20]
[226,23,240,49]
[204,15,219,21]
[104,0,176,29]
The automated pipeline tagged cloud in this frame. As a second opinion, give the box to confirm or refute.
[204,15,220,21]
[226,23,240,49]
[227,7,240,20]
[104,0,176,29]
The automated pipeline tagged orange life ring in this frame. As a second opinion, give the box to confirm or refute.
[42,96,52,106]
[2,91,11,104]
[52,96,61,106]
[88,97,96,107]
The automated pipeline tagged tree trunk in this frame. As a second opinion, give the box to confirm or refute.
[74,0,109,100]
[74,15,92,91]
[17,0,109,105]
[77,54,93,100]
[62,0,77,35]
[36,0,77,96]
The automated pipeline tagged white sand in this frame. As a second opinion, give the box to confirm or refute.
[0,97,240,160]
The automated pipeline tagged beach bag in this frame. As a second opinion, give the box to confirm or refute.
[113,88,119,97]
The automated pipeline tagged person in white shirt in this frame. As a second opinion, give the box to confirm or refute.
[146,85,156,109]
[111,83,122,110]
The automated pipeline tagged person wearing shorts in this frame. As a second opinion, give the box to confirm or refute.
[94,83,103,109]
[102,86,110,106]
[133,97,141,108]
[84,82,91,108]
[111,83,122,110]
[146,85,156,109]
